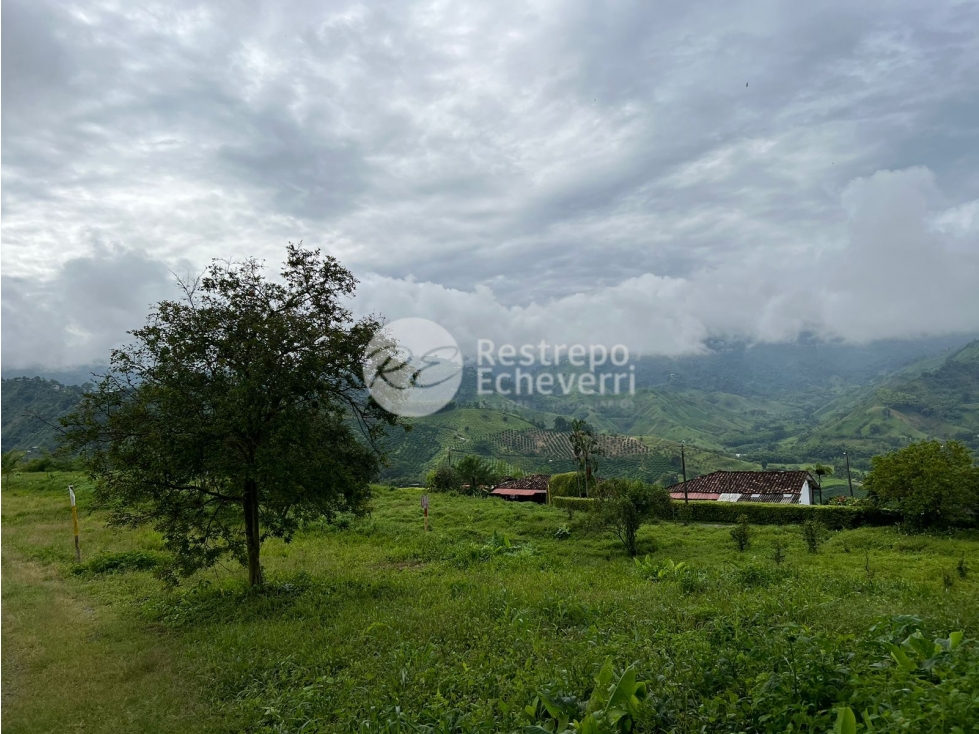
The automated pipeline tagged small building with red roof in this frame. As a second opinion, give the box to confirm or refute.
[490,474,550,504]
[669,470,817,505]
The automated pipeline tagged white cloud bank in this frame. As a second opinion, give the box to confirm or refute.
[4,166,976,368]
[356,167,979,355]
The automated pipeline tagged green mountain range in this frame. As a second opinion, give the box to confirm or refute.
[4,337,977,487]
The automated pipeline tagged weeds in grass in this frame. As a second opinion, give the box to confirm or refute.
[942,569,955,592]
[802,518,826,553]
[730,513,751,552]
[71,550,163,576]
[772,538,787,566]
[5,474,979,734]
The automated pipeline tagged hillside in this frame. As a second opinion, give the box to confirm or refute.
[791,340,979,461]
[4,336,976,484]
[1,377,88,452]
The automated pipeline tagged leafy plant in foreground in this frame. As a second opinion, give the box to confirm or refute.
[524,658,648,734]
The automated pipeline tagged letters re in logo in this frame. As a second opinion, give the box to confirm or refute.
[363,317,462,417]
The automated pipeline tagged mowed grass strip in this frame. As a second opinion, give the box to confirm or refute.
[2,474,230,734]
[1,552,226,734]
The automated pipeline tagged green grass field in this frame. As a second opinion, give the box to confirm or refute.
[3,472,979,732]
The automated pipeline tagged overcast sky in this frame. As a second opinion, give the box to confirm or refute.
[3,0,979,368]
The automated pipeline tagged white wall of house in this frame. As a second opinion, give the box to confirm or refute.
[800,480,812,505]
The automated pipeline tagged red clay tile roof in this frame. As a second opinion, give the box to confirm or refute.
[494,474,550,491]
[671,471,814,496]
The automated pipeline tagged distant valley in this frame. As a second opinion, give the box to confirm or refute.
[4,334,977,492]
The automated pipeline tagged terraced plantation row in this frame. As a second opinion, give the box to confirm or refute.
[378,421,683,484]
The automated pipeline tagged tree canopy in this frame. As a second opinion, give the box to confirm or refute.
[863,440,979,530]
[62,246,401,585]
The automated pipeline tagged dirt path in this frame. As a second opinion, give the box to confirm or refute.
[1,546,222,734]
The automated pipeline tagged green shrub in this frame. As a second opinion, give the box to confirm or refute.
[802,518,826,554]
[730,513,751,551]
[772,538,787,565]
[426,465,460,493]
[551,496,598,513]
[678,500,899,528]
[593,479,671,556]
[71,550,164,576]
[863,440,979,530]
[21,452,83,473]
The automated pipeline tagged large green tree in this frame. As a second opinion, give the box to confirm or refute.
[62,246,401,585]
[863,440,979,530]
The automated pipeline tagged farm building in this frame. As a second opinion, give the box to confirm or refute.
[490,474,550,503]
[669,470,817,505]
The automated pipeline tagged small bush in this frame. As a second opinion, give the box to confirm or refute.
[801,518,826,554]
[593,479,671,556]
[730,514,751,551]
[674,501,693,525]
[21,453,83,473]
[772,538,786,565]
[551,496,598,513]
[426,465,460,493]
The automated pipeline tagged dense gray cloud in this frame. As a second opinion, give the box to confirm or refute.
[1,246,189,368]
[2,0,978,367]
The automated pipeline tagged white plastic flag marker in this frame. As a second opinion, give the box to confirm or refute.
[421,494,430,532]
[69,485,81,562]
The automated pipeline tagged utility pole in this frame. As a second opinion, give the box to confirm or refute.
[844,451,854,497]
[681,441,688,504]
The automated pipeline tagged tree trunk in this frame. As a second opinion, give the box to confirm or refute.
[243,479,263,586]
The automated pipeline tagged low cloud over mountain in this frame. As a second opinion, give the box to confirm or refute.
[3,0,978,367]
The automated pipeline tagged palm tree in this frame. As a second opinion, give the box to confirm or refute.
[569,419,601,497]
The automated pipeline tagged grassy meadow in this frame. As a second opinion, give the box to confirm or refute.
[3,472,979,732]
